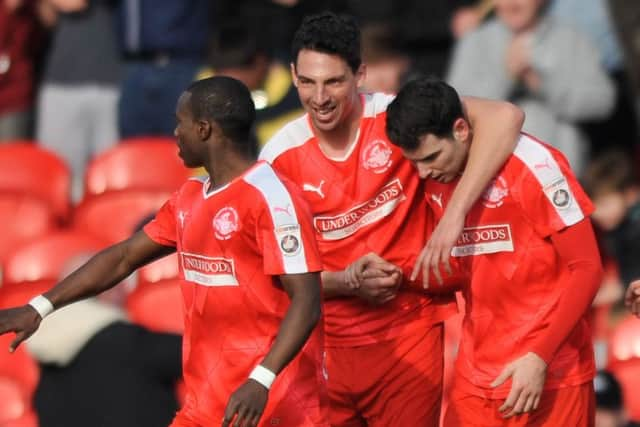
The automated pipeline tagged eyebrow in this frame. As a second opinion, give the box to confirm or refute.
[415,150,440,162]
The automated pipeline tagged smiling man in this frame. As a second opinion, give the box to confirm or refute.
[386,77,602,426]
[259,11,525,427]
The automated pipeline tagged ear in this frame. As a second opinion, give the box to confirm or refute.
[290,62,299,88]
[452,118,470,142]
[197,119,212,141]
[355,63,367,89]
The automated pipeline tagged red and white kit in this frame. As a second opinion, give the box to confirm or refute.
[425,134,597,426]
[261,93,455,425]
[144,162,329,427]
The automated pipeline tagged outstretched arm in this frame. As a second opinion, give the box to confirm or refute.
[222,272,322,427]
[0,231,174,351]
[417,98,524,285]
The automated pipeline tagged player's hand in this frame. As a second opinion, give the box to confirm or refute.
[354,268,402,305]
[221,379,269,427]
[344,252,401,290]
[0,306,43,352]
[491,352,547,418]
[412,212,464,288]
[625,280,640,317]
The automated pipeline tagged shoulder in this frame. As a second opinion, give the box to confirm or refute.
[259,115,313,163]
[510,133,574,185]
[362,92,396,118]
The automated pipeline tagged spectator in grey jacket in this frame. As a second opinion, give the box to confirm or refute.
[447,0,615,175]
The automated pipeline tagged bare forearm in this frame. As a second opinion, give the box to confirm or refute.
[321,270,354,299]
[451,98,524,216]
[43,234,172,309]
[260,290,321,374]
[43,245,136,308]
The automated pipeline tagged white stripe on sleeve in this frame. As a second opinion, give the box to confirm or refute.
[513,135,585,227]
[244,163,310,274]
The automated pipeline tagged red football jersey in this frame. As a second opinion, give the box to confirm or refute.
[144,162,328,425]
[425,134,596,398]
[260,93,455,347]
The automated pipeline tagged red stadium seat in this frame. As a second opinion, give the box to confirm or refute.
[608,315,640,363]
[0,377,32,424]
[84,138,192,197]
[126,279,184,334]
[138,253,179,284]
[607,315,640,421]
[3,410,39,427]
[0,143,71,221]
[3,230,108,284]
[73,190,169,244]
[0,193,58,268]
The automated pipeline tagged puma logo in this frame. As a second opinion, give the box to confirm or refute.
[273,204,293,217]
[303,180,325,199]
[431,193,443,209]
[178,211,188,228]
[534,158,553,171]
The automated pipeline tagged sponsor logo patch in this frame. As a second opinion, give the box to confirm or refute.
[275,224,302,257]
[213,206,239,240]
[181,253,239,286]
[313,179,406,240]
[544,177,573,210]
[361,139,393,174]
[452,224,514,256]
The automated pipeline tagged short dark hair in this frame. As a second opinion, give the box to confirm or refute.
[386,78,465,151]
[186,76,256,147]
[209,22,267,70]
[292,11,361,73]
[582,150,639,198]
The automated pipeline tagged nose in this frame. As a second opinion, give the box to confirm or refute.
[174,126,179,138]
[312,85,329,105]
[417,164,431,180]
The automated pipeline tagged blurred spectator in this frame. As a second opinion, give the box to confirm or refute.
[200,22,303,147]
[608,0,640,138]
[116,0,210,138]
[36,0,122,202]
[593,370,640,427]
[360,23,410,94]
[27,254,182,427]
[338,0,475,78]
[550,0,638,156]
[447,0,616,175]
[451,0,495,39]
[0,0,46,141]
[583,150,640,287]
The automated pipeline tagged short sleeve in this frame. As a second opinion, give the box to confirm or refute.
[143,192,178,247]
[257,183,323,276]
[514,146,594,238]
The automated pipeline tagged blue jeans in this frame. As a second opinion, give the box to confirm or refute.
[119,59,200,138]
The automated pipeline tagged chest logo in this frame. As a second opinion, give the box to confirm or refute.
[362,139,393,174]
[213,207,239,240]
[482,176,509,208]
[452,224,514,257]
[303,180,325,199]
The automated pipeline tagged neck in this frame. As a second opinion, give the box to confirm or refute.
[315,94,363,158]
[203,145,254,191]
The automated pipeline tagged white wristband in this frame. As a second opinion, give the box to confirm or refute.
[28,295,55,319]
[248,365,276,390]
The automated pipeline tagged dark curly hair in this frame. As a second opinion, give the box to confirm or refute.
[291,11,361,73]
[386,78,464,151]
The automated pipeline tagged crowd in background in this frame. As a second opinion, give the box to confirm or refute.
[1,0,640,426]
